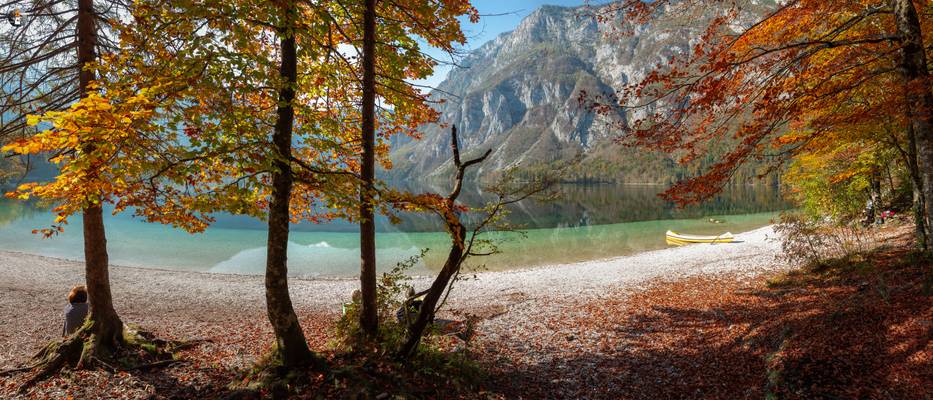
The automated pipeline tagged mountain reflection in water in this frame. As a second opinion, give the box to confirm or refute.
[0,183,788,277]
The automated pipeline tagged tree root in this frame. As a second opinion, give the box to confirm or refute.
[229,346,327,397]
[0,366,34,377]
[19,333,85,391]
[14,324,204,393]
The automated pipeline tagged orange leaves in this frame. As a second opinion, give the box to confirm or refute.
[384,190,446,213]
[0,80,215,234]
[1,139,42,155]
[775,131,808,146]
[586,0,910,205]
[2,0,476,235]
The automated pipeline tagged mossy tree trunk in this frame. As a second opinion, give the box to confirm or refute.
[263,2,315,368]
[81,205,124,359]
[358,0,379,339]
[78,0,123,354]
[893,0,933,252]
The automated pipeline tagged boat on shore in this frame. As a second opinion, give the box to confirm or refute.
[666,230,735,246]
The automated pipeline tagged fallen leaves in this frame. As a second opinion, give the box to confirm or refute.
[477,226,932,399]
[0,227,929,399]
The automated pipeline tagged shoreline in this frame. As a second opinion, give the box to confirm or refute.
[0,225,786,370]
[4,223,927,399]
[0,222,781,281]
[0,225,784,296]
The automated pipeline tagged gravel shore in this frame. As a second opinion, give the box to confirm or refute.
[0,225,786,370]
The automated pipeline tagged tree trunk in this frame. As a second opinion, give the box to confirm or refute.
[264,7,314,368]
[893,0,933,251]
[359,0,379,338]
[912,185,928,248]
[399,224,465,358]
[80,206,123,353]
[78,0,123,351]
[398,126,488,359]
[907,125,929,249]
[866,169,881,225]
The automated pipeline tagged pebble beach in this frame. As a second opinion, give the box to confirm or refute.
[0,226,785,370]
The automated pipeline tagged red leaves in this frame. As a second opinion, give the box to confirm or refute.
[584,0,909,206]
[478,225,932,399]
[182,124,201,139]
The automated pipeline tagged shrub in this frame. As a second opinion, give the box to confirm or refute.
[332,250,424,353]
[775,212,881,270]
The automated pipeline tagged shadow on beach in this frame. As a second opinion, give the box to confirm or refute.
[480,235,932,399]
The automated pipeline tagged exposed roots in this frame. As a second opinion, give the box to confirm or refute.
[229,345,327,398]
[13,324,203,393]
[19,333,85,390]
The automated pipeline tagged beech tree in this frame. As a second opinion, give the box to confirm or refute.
[0,0,146,383]
[104,0,476,361]
[359,0,379,338]
[104,0,360,369]
[6,0,348,373]
[317,0,477,340]
[585,0,933,250]
[891,0,933,248]
[264,0,318,368]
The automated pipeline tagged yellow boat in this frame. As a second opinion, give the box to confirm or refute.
[665,230,735,246]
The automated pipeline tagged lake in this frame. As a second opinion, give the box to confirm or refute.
[0,183,788,277]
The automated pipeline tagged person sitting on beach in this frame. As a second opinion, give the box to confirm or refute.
[395,288,473,340]
[63,285,89,337]
[397,287,430,325]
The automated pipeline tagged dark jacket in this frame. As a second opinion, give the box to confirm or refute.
[63,302,88,336]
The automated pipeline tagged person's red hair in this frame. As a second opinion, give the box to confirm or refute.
[68,285,87,304]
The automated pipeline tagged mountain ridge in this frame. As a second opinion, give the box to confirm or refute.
[387,1,778,184]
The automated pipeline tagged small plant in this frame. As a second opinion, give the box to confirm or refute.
[328,249,488,395]
[775,212,880,270]
[774,212,830,268]
[332,250,424,352]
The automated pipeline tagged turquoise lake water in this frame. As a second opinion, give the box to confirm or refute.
[0,184,787,277]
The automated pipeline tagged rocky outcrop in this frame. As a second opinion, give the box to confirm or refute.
[388,2,776,183]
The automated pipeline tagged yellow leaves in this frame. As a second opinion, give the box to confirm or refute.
[0,0,477,234]
[2,140,29,154]
[4,183,38,201]
[0,86,171,233]
[16,183,38,192]
[75,93,113,112]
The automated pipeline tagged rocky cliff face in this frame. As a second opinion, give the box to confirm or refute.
[388,2,776,183]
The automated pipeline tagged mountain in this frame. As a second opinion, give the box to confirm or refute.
[387,1,777,184]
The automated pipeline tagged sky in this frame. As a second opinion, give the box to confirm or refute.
[414,0,591,90]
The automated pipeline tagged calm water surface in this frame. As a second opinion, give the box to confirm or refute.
[0,183,787,277]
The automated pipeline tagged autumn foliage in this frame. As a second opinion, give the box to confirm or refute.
[585,1,924,207]
[2,0,932,397]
